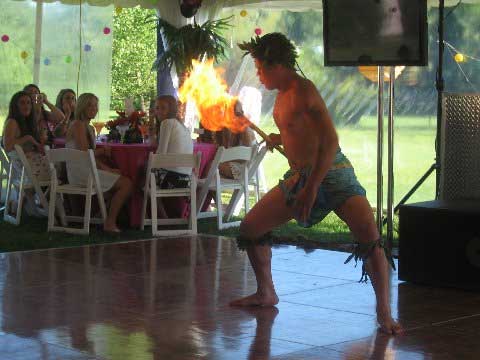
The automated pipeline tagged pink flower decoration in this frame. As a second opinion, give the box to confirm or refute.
[254,28,262,36]
[1,34,9,42]
[103,27,111,35]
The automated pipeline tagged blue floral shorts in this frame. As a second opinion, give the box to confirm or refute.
[279,149,366,227]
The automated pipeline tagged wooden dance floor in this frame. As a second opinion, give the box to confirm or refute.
[0,235,479,359]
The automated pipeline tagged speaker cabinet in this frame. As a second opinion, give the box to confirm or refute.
[399,200,480,290]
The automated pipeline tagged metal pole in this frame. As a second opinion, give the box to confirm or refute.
[33,0,44,85]
[386,67,395,249]
[435,0,445,198]
[376,66,384,236]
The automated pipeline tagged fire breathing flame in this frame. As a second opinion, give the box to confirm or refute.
[178,59,250,133]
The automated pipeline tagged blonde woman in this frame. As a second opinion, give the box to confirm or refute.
[65,93,132,233]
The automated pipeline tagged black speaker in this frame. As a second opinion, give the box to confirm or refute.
[399,200,480,290]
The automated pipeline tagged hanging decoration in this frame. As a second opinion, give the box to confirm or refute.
[20,50,28,59]
[240,10,247,17]
[254,27,262,35]
[454,53,465,63]
[44,58,51,66]
[103,27,111,35]
[115,6,123,15]
[1,34,9,42]
[84,44,92,52]
[65,55,72,63]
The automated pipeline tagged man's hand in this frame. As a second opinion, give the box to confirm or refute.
[265,133,281,152]
[293,185,317,224]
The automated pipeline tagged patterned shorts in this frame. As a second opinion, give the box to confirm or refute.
[279,149,366,228]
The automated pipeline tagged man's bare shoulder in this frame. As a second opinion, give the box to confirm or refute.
[292,77,321,101]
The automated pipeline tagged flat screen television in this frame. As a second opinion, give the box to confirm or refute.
[323,0,428,66]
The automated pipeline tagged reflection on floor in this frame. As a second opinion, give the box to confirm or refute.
[0,235,479,359]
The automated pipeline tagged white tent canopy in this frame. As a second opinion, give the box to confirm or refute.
[12,0,480,10]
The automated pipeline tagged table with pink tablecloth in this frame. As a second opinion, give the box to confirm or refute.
[53,139,217,227]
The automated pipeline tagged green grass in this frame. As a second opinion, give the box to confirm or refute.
[0,114,429,253]
[260,115,437,206]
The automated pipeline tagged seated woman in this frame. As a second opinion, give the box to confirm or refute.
[154,95,194,218]
[218,127,256,179]
[65,93,132,233]
[23,84,65,145]
[2,91,50,214]
[54,88,76,137]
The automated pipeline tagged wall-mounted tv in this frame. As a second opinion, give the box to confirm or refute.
[323,0,428,66]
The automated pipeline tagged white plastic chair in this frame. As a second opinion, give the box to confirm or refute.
[226,143,269,218]
[46,148,107,235]
[141,152,201,236]
[0,138,9,213]
[3,144,50,225]
[196,146,254,230]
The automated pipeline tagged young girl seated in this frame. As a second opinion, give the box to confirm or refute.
[54,88,76,137]
[2,91,50,215]
[65,93,132,233]
[23,84,64,145]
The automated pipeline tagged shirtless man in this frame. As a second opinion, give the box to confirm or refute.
[230,33,402,335]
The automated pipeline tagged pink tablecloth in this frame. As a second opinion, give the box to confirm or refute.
[53,139,217,227]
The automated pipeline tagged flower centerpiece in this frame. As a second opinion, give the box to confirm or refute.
[106,110,147,143]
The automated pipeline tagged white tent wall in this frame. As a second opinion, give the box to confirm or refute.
[1,0,114,122]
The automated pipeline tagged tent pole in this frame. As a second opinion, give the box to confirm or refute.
[386,66,395,249]
[33,0,44,85]
[376,66,384,237]
[435,0,445,198]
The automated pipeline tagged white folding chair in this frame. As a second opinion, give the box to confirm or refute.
[141,152,201,236]
[196,146,254,230]
[3,144,50,225]
[0,138,10,213]
[226,143,269,219]
[46,148,107,235]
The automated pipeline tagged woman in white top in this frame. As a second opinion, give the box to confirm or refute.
[65,93,132,233]
[154,95,194,218]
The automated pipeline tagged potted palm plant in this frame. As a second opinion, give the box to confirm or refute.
[151,16,232,85]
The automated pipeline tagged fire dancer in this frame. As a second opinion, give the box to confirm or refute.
[231,32,403,335]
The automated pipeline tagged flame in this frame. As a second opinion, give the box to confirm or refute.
[178,59,250,133]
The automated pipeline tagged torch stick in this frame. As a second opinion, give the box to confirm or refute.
[247,122,287,158]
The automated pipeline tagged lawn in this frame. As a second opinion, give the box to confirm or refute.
[1,115,434,252]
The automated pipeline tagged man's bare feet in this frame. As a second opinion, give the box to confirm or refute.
[377,307,403,335]
[229,292,279,307]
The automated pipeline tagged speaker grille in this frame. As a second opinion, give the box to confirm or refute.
[441,93,480,200]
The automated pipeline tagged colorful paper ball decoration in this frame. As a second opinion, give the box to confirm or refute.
[454,53,465,63]
[20,51,28,59]
[84,44,92,52]
[103,27,111,35]
[240,10,247,17]
[254,28,262,36]
[65,55,72,63]
[1,34,9,42]
[44,58,51,66]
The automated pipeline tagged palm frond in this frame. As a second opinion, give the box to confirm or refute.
[151,16,233,77]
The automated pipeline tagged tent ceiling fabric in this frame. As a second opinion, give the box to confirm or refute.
[14,0,480,10]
